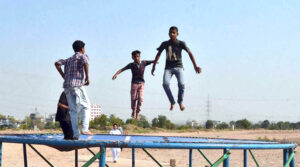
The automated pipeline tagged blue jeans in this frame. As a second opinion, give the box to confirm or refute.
[163,68,185,105]
[64,86,91,138]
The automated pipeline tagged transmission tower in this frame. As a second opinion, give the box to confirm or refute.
[206,95,211,120]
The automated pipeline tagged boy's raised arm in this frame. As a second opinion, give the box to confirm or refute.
[151,51,162,76]
[112,69,125,80]
[187,51,201,74]
[55,62,65,79]
[83,63,90,85]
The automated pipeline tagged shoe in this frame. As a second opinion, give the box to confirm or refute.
[113,160,117,163]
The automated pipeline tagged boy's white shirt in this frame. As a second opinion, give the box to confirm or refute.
[110,129,121,135]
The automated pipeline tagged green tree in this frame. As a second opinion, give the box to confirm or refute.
[216,122,229,129]
[109,114,124,126]
[235,119,252,129]
[261,120,270,129]
[152,118,159,127]
[137,115,150,128]
[126,118,138,126]
[90,114,108,130]
[205,120,214,129]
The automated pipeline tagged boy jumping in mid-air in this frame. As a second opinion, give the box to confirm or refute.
[151,26,201,111]
[55,40,93,140]
[112,50,154,120]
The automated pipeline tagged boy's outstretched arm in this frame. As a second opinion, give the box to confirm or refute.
[112,69,125,80]
[151,51,162,76]
[55,62,65,79]
[187,51,201,74]
[83,63,90,85]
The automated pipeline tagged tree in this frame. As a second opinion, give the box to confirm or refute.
[235,119,252,129]
[205,120,214,129]
[90,114,108,129]
[261,120,270,129]
[137,115,150,128]
[109,114,124,126]
[126,118,138,126]
[216,122,229,129]
[152,118,159,127]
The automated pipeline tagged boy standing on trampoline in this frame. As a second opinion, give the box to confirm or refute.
[55,40,93,139]
[151,26,201,111]
[112,50,155,120]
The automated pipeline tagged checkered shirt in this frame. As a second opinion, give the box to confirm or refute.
[56,52,89,88]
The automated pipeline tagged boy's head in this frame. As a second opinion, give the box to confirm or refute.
[72,40,85,53]
[131,50,141,63]
[113,124,118,130]
[169,26,179,41]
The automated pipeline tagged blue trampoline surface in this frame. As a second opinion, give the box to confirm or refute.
[0,134,296,151]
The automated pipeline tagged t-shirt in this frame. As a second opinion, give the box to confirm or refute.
[122,60,152,84]
[157,39,190,69]
[55,92,70,122]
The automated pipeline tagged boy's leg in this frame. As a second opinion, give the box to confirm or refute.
[77,87,92,134]
[60,120,73,139]
[174,68,185,110]
[163,69,176,110]
[64,87,80,138]
[136,83,145,120]
[130,84,138,118]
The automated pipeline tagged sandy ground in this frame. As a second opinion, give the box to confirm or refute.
[1,129,300,167]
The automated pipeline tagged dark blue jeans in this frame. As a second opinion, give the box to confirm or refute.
[163,68,185,105]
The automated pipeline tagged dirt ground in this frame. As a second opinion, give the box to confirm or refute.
[1,129,299,167]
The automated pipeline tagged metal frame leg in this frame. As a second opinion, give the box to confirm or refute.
[0,142,2,167]
[99,147,106,167]
[289,148,295,167]
[23,143,27,167]
[284,149,288,166]
[132,148,135,167]
[189,149,193,167]
[244,149,247,167]
[75,149,78,167]
[223,149,229,167]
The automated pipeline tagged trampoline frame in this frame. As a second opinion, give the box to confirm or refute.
[0,134,297,167]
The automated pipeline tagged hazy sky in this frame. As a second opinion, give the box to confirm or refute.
[0,0,299,124]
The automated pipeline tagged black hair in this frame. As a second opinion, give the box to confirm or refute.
[169,26,178,32]
[113,123,118,126]
[131,50,141,57]
[72,40,85,52]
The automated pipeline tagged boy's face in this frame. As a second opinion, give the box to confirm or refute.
[169,29,178,41]
[132,54,141,63]
[113,125,118,130]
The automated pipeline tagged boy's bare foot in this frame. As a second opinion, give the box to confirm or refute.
[131,111,136,118]
[179,103,185,111]
[170,104,175,111]
[136,113,140,120]
[82,131,94,135]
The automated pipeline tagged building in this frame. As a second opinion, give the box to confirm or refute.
[90,105,102,121]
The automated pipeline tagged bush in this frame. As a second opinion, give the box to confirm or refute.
[216,122,229,129]
[235,119,252,129]
[205,120,214,129]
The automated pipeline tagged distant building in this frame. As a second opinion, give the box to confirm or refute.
[190,120,200,127]
[30,112,44,122]
[90,105,102,121]
[46,114,56,123]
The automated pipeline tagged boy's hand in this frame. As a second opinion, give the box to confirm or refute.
[84,78,90,85]
[194,66,201,74]
[151,67,155,76]
[112,75,118,80]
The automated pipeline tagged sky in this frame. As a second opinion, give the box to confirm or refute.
[0,0,299,124]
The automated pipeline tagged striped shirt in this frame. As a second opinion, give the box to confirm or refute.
[56,52,89,88]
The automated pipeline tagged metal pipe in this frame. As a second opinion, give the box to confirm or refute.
[289,148,295,167]
[189,149,193,167]
[28,144,54,167]
[197,149,213,165]
[249,150,260,167]
[23,143,27,167]
[244,149,247,167]
[142,148,162,167]
[132,148,135,167]
[284,149,288,166]
[99,147,106,167]
[75,149,78,167]
[223,149,229,167]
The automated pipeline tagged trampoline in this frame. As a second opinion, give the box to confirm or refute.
[0,134,297,167]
